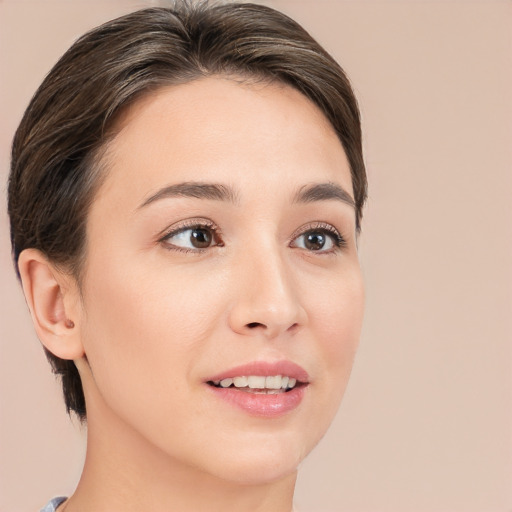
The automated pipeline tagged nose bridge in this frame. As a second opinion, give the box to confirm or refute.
[229,237,306,337]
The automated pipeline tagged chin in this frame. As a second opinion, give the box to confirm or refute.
[190,429,317,486]
[207,454,301,487]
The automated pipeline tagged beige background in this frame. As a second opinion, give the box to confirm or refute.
[1,1,511,511]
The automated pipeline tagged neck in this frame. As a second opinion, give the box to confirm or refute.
[64,393,296,512]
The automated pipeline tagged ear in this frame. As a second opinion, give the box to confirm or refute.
[18,248,84,360]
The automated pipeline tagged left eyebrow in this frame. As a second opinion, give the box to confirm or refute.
[138,181,238,209]
[293,182,355,208]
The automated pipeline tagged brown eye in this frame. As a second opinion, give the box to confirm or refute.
[304,232,327,251]
[301,231,333,251]
[291,225,345,253]
[189,228,212,248]
[162,224,218,251]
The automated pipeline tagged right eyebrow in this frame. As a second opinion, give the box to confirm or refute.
[138,181,239,209]
[293,182,355,209]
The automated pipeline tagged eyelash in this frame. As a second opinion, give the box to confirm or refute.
[158,218,224,254]
[289,222,347,253]
[158,219,346,254]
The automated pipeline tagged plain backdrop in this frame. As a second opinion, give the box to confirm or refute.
[1,1,511,511]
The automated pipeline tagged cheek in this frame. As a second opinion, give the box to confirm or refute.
[84,250,223,338]
[325,272,364,361]
[78,254,225,417]
[304,264,364,410]
[308,261,364,356]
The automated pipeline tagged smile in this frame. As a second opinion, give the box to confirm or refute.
[208,375,299,393]
[205,361,309,417]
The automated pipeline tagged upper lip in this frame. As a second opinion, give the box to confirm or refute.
[206,360,309,384]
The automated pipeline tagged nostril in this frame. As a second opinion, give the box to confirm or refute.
[247,322,265,329]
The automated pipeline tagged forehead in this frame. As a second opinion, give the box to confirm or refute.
[95,77,352,208]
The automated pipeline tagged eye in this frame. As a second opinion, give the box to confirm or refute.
[159,220,222,252]
[290,223,346,253]
[294,231,333,251]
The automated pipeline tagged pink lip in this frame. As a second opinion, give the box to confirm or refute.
[205,360,309,418]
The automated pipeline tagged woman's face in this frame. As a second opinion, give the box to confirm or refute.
[77,77,364,484]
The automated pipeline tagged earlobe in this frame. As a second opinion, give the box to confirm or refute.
[17,249,84,360]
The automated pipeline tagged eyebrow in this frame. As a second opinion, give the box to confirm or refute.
[293,182,355,208]
[138,180,355,210]
[139,181,238,209]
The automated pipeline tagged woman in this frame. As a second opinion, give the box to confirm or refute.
[8,2,367,511]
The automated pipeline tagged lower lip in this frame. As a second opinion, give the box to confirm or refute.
[206,385,307,418]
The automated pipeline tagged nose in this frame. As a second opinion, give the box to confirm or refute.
[227,244,307,339]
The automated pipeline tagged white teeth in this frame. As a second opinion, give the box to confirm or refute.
[233,376,248,387]
[265,375,282,389]
[213,375,299,390]
[248,376,266,388]
[220,378,233,388]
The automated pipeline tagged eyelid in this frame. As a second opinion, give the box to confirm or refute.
[157,218,346,254]
[288,221,347,251]
[157,218,223,248]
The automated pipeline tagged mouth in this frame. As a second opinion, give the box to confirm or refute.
[207,375,305,394]
[205,361,309,417]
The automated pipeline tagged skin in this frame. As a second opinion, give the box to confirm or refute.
[19,77,364,512]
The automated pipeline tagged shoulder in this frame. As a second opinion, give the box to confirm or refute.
[39,497,67,512]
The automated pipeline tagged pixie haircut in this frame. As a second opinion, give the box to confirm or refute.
[8,1,367,421]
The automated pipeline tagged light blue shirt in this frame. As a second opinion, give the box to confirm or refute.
[40,497,67,512]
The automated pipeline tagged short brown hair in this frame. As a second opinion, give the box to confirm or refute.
[8,1,367,420]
